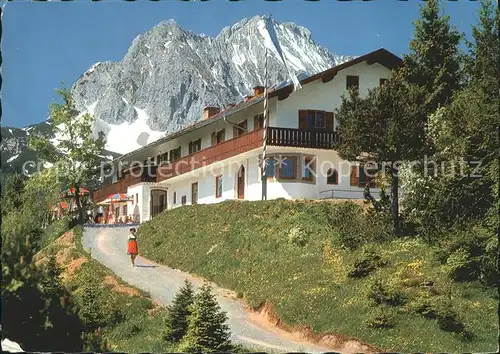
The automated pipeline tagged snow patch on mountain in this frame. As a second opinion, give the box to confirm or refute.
[94,106,165,155]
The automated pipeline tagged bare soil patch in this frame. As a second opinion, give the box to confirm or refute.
[103,275,140,297]
[248,301,380,354]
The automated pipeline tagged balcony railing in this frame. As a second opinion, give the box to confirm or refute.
[92,165,157,203]
[92,126,339,197]
[156,128,264,182]
[266,127,338,149]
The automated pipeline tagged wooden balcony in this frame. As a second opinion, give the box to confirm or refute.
[92,165,157,203]
[156,128,264,182]
[266,127,338,149]
[92,127,338,197]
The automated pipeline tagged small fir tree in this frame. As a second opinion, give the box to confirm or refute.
[178,284,232,352]
[164,280,195,343]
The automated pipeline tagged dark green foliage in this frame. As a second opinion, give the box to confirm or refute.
[1,173,26,215]
[348,248,387,278]
[336,72,427,235]
[434,226,498,285]
[163,280,195,343]
[41,218,70,248]
[328,202,393,249]
[368,279,408,307]
[410,296,472,339]
[76,272,123,331]
[402,0,463,112]
[178,284,233,352]
[365,308,395,329]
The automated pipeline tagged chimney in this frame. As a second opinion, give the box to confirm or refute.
[253,86,265,96]
[203,106,220,120]
[244,95,254,102]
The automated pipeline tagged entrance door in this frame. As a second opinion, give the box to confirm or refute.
[237,165,245,199]
[150,189,168,218]
[191,182,198,205]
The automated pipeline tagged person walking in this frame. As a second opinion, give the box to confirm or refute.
[127,228,139,266]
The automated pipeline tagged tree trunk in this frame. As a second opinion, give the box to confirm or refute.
[390,169,400,235]
[74,186,85,225]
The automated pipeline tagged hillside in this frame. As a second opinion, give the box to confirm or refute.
[35,226,170,352]
[137,199,498,353]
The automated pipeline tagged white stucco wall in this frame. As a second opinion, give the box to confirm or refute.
[157,146,378,215]
[126,183,152,222]
[275,62,391,130]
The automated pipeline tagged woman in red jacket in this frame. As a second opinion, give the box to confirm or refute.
[127,228,139,266]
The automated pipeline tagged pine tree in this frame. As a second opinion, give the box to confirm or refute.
[336,72,427,235]
[178,284,232,352]
[402,1,499,236]
[402,0,463,112]
[164,280,195,343]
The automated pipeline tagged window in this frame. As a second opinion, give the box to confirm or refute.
[191,182,198,205]
[160,152,169,163]
[216,129,225,143]
[181,195,187,206]
[211,129,226,145]
[189,139,202,154]
[305,110,326,129]
[173,191,177,205]
[215,175,223,198]
[350,165,376,187]
[279,157,297,179]
[379,78,388,86]
[346,75,359,90]
[169,147,181,162]
[264,158,275,178]
[254,114,264,129]
[327,169,338,185]
[233,120,247,138]
[302,156,315,181]
[123,205,128,216]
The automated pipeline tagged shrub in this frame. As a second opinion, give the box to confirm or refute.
[77,281,123,330]
[410,295,472,340]
[41,218,70,247]
[114,320,142,339]
[287,226,308,247]
[328,202,393,250]
[348,248,387,278]
[436,226,495,285]
[368,279,407,307]
[364,308,395,329]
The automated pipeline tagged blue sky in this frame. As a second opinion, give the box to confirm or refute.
[3,0,482,128]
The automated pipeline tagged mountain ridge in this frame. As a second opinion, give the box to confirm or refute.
[2,15,353,168]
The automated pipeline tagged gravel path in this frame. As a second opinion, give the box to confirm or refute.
[82,226,338,353]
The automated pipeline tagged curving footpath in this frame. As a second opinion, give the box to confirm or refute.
[82,226,341,353]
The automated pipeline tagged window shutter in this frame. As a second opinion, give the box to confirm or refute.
[325,112,334,131]
[233,126,239,138]
[211,132,216,145]
[188,141,193,154]
[220,129,226,142]
[350,165,359,186]
[299,110,307,130]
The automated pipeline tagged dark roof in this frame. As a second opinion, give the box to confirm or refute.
[115,48,401,162]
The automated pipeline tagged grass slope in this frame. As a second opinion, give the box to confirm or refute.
[37,226,170,352]
[137,199,498,353]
